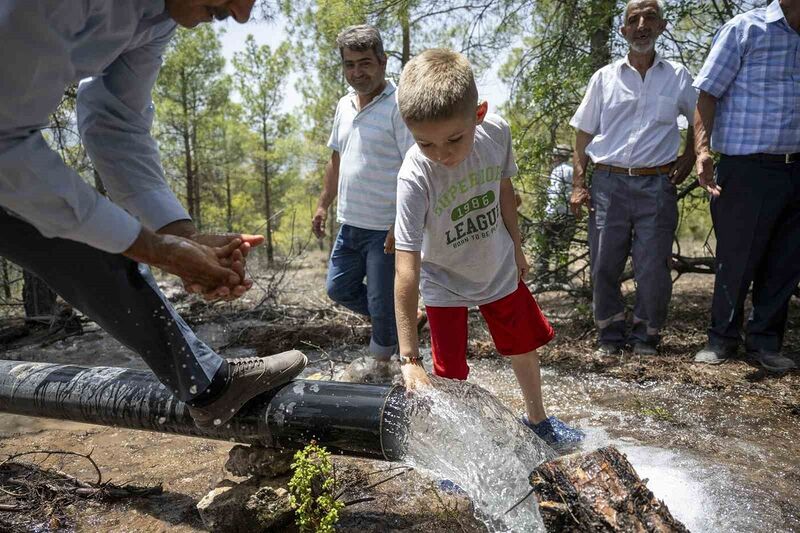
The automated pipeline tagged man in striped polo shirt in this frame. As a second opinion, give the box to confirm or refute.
[312,25,415,365]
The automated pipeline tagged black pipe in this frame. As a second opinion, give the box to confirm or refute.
[0,360,408,460]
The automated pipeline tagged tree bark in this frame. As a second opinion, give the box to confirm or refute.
[530,446,688,532]
[262,120,274,265]
[589,0,616,72]
[1,259,11,299]
[400,4,411,66]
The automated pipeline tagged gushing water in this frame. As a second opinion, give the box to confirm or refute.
[398,377,555,532]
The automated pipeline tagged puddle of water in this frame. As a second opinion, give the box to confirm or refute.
[581,426,789,533]
[395,377,555,533]
[468,359,799,533]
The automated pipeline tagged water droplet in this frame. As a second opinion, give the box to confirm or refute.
[213,418,222,426]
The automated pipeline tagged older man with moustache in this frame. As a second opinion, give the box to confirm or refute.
[693,0,800,373]
[0,0,307,431]
[570,0,697,356]
[312,25,416,368]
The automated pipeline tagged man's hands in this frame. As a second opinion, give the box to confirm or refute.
[184,233,264,300]
[311,207,327,238]
[123,225,265,302]
[669,151,696,185]
[695,150,721,197]
[401,361,432,390]
[570,184,591,218]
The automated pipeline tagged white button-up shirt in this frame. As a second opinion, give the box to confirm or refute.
[570,54,697,168]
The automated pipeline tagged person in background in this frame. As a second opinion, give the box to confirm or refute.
[570,0,697,356]
[692,0,799,373]
[535,144,577,287]
[311,25,419,375]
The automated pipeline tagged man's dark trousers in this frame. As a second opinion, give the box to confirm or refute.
[708,155,800,353]
[0,209,224,402]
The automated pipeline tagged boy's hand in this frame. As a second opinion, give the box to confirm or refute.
[401,362,432,390]
[515,247,529,281]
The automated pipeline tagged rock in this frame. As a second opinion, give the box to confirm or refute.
[225,445,295,479]
[246,486,294,530]
[197,480,294,532]
[338,356,401,384]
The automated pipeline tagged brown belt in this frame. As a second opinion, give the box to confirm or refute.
[594,163,673,176]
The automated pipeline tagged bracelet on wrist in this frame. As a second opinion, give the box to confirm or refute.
[400,353,423,366]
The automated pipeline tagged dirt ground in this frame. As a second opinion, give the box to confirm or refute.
[0,249,797,532]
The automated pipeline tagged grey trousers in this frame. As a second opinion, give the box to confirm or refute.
[708,155,800,352]
[588,169,678,344]
[0,209,223,402]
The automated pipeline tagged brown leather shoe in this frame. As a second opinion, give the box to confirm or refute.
[188,350,307,430]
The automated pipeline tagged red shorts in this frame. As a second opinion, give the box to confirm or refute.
[425,281,554,380]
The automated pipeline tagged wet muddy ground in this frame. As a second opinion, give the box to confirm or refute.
[0,251,797,531]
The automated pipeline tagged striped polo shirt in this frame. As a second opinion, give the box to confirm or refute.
[327,80,415,230]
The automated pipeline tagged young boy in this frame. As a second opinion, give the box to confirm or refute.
[393,48,583,447]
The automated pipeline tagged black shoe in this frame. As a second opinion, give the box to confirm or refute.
[595,343,622,356]
[633,341,658,356]
[746,349,796,374]
[188,350,307,430]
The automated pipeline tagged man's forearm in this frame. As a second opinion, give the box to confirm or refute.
[573,130,594,187]
[316,153,340,210]
[694,91,717,155]
[683,127,696,157]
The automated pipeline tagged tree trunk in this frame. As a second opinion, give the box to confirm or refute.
[589,0,616,72]
[181,70,197,223]
[400,4,411,66]
[1,259,11,299]
[262,121,274,265]
[530,446,688,532]
[22,271,57,322]
[191,124,202,231]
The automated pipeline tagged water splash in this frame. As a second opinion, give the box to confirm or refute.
[398,377,555,533]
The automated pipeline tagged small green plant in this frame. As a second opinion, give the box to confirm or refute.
[288,442,344,533]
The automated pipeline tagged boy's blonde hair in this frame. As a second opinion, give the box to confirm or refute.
[398,49,478,123]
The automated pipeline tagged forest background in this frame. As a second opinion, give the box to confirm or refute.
[0,0,771,308]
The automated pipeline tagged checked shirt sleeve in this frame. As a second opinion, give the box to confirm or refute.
[694,22,743,98]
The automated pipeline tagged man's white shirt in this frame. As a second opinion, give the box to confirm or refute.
[327,80,415,230]
[570,54,697,168]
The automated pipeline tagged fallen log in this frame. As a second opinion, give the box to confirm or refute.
[530,446,688,533]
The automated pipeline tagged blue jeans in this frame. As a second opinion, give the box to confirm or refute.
[326,224,397,357]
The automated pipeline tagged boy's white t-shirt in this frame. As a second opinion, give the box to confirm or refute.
[394,114,519,307]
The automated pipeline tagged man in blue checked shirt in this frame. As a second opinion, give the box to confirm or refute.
[0,1,307,430]
[693,0,800,373]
